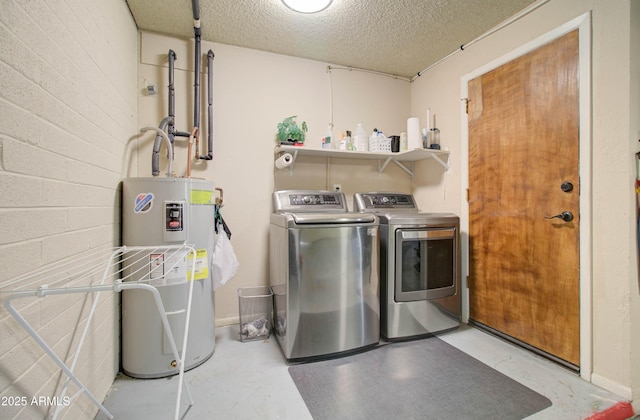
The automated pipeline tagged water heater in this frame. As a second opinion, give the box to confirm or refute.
[121,177,216,378]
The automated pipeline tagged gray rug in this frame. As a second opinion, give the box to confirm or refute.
[289,337,552,420]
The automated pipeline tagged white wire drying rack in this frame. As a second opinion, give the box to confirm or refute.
[0,244,199,420]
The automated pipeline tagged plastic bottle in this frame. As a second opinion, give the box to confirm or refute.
[338,132,347,150]
[400,132,408,152]
[429,128,441,150]
[354,123,368,152]
[369,128,379,152]
[345,130,353,151]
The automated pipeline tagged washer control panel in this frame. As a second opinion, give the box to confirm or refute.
[289,193,341,206]
[273,190,347,213]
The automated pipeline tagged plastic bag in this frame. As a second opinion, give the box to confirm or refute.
[211,223,239,290]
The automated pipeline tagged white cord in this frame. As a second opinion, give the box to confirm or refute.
[411,0,552,82]
[140,126,173,177]
[327,66,334,133]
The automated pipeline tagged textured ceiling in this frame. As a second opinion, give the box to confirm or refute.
[126,0,537,78]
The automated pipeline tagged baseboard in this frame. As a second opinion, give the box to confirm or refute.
[591,372,633,400]
[215,316,239,327]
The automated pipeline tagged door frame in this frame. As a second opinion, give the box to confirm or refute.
[460,12,592,380]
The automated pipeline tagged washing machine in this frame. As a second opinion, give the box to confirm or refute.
[270,190,380,361]
[354,192,460,341]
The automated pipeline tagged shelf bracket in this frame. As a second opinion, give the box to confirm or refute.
[429,151,450,171]
[379,157,414,178]
[393,160,414,178]
[288,150,299,176]
[378,157,393,176]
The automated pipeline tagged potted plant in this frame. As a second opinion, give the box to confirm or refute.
[276,116,308,146]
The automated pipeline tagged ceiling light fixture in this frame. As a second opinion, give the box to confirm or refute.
[281,0,333,14]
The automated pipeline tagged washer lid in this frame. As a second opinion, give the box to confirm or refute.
[291,213,376,225]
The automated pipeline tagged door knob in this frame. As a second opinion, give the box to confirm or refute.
[545,211,574,222]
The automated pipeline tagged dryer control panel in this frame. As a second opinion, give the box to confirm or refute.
[354,193,417,211]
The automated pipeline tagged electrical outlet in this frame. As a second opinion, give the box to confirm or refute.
[333,184,342,192]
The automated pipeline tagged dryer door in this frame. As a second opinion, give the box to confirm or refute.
[394,227,456,302]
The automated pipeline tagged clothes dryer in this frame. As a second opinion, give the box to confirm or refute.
[354,192,460,340]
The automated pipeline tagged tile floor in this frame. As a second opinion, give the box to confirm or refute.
[97,324,629,420]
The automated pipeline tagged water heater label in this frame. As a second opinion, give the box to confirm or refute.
[187,249,209,281]
[149,253,164,279]
[134,193,154,213]
[148,252,188,285]
[190,189,214,205]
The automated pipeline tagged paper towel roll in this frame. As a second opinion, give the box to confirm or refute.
[275,153,293,169]
[407,117,421,150]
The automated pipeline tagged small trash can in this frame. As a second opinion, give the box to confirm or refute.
[238,286,273,342]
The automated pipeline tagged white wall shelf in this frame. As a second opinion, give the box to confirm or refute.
[275,145,450,177]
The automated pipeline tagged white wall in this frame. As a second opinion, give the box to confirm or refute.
[629,0,640,408]
[410,0,639,407]
[0,0,137,418]
[136,32,412,325]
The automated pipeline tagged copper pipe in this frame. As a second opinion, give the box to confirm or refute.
[194,127,200,160]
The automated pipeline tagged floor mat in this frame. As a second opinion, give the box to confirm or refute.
[288,337,552,420]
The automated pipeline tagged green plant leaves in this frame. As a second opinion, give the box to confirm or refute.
[276,115,308,143]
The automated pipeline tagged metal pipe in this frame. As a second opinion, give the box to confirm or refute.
[150,117,173,176]
[193,38,201,130]
[143,125,174,177]
[168,50,177,143]
[174,130,191,137]
[192,0,201,131]
[191,0,200,22]
[187,127,198,178]
[194,124,200,162]
[201,49,214,160]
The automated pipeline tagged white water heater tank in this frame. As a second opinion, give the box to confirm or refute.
[121,177,216,378]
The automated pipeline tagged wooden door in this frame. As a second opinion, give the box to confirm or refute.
[468,30,580,367]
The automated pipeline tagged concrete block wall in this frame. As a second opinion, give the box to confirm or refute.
[0,1,137,418]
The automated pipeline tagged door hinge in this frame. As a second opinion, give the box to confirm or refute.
[466,188,470,202]
[462,98,469,114]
